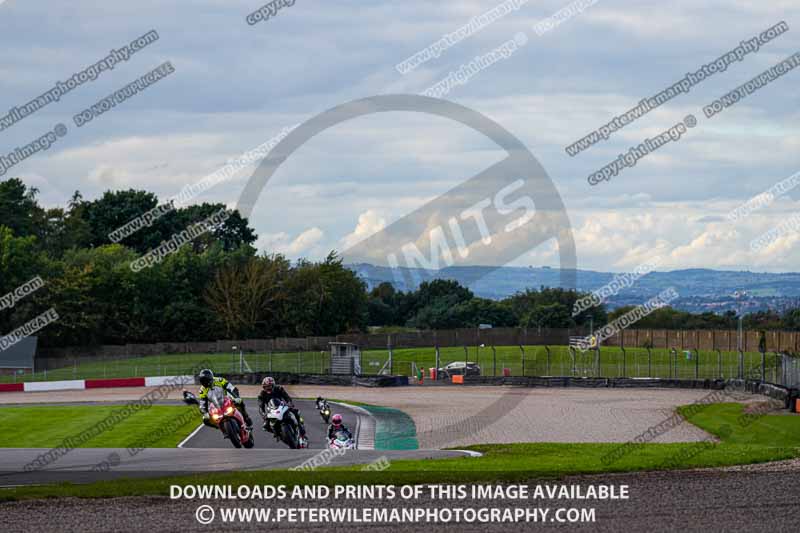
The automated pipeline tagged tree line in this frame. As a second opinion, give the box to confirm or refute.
[0,179,365,345]
[2,179,800,348]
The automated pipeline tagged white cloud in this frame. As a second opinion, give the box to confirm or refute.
[340,209,387,249]
[257,227,325,258]
[565,198,800,272]
[289,227,325,255]
[3,0,799,273]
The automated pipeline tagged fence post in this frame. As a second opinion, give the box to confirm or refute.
[674,349,678,379]
[647,348,652,377]
[774,352,779,384]
[669,349,675,379]
[545,346,551,375]
[492,346,497,377]
[435,345,440,378]
[595,345,600,376]
[760,350,766,383]
[571,346,576,376]
[269,351,273,373]
[520,345,525,377]
[388,335,394,376]
[695,350,699,380]
[621,347,626,377]
[738,349,744,379]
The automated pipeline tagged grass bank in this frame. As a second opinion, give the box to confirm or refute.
[0,406,201,449]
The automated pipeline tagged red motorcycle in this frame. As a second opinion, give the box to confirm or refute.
[183,388,255,449]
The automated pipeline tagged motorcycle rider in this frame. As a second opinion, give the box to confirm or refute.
[258,376,307,438]
[197,369,253,429]
[327,413,353,441]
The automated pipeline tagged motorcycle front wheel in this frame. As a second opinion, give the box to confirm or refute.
[225,419,242,448]
[283,422,299,449]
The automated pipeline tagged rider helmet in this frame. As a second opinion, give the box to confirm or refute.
[331,413,343,427]
[198,369,214,388]
[262,376,275,392]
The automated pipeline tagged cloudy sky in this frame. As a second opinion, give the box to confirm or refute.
[1,0,799,273]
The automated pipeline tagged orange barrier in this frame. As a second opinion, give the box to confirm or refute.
[795,398,800,413]
[503,368,511,377]
[429,368,437,381]
[452,375,464,384]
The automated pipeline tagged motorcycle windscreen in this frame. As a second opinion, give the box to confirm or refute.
[208,387,225,409]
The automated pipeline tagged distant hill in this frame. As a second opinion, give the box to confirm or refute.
[348,264,800,314]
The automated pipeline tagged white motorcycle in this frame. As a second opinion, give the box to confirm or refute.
[265,399,307,449]
[329,428,355,450]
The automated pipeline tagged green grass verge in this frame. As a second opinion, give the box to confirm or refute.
[0,406,202,449]
[3,402,799,501]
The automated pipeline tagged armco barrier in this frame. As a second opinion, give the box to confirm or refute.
[458,376,728,391]
[24,379,86,392]
[144,375,194,387]
[85,377,145,389]
[354,375,409,387]
[0,376,196,393]
[222,372,409,388]
[726,379,794,407]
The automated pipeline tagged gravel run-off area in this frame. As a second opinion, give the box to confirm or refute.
[0,385,759,448]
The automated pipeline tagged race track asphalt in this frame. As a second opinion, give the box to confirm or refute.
[0,448,470,486]
[0,399,468,486]
[181,400,362,450]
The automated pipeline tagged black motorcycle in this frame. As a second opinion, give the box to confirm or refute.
[316,397,332,424]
